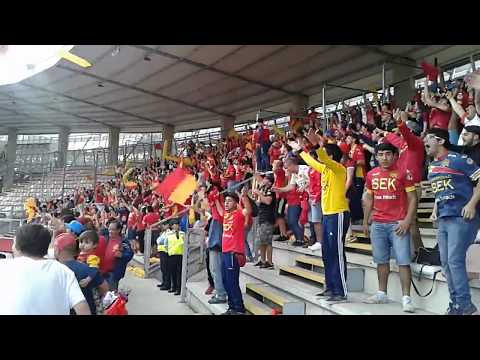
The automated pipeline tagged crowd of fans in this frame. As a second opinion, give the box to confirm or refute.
[1,66,480,316]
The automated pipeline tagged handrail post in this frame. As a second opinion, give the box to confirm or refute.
[144,229,152,278]
[61,162,66,201]
[180,227,190,303]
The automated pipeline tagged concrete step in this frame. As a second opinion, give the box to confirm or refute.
[241,263,434,315]
[244,293,273,315]
[278,265,326,285]
[246,283,305,315]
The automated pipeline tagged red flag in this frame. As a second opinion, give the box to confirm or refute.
[153,168,197,205]
[421,61,439,82]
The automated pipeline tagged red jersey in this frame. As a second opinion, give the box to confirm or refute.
[94,235,107,266]
[221,209,245,254]
[285,173,302,206]
[365,164,416,223]
[308,168,322,203]
[274,168,287,199]
[127,212,138,229]
[136,214,146,231]
[350,144,367,179]
[385,122,425,184]
[100,235,122,274]
[225,164,235,180]
[268,145,282,164]
[143,212,160,228]
[234,165,244,182]
[429,108,451,130]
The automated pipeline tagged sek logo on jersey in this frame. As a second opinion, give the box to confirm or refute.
[431,179,454,193]
[371,178,398,191]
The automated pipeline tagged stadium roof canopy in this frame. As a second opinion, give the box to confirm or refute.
[0,45,479,134]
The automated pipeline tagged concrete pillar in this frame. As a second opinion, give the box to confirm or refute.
[57,127,70,168]
[221,115,235,139]
[5,128,17,189]
[392,61,416,110]
[289,95,309,113]
[108,127,120,166]
[162,124,174,156]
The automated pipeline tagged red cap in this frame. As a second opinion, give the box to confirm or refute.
[54,233,77,253]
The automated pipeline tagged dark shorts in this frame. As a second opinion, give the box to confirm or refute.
[257,223,274,245]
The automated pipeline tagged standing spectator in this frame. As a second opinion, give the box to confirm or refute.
[422,79,452,134]
[253,173,276,268]
[0,224,90,315]
[272,156,305,247]
[214,190,252,315]
[446,91,480,145]
[298,130,350,302]
[255,119,271,171]
[143,205,161,256]
[306,154,323,251]
[386,109,427,253]
[345,133,366,224]
[424,128,480,315]
[454,126,480,165]
[206,186,227,305]
[272,160,288,241]
[362,143,417,312]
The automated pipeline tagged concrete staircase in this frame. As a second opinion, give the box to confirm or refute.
[184,181,480,315]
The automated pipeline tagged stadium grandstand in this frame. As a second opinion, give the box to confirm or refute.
[1,45,480,315]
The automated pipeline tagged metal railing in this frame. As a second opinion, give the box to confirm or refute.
[141,227,206,303]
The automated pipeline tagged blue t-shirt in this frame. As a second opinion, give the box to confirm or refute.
[428,151,480,218]
[64,260,104,315]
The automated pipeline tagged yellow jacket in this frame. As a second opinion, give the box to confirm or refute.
[166,231,185,256]
[300,147,349,215]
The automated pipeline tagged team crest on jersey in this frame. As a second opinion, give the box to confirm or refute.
[441,159,450,167]
[467,158,474,165]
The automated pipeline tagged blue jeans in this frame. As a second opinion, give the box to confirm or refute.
[127,228,136,241]
[209,249,226,300]
[221,252,245,313]
[370,222,411,266]
[287,205,304,242]
[244,225,253,259]
[437,216,479,311]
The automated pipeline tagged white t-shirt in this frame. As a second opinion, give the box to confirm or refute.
[458,114,480,145]
[0,257,86,315]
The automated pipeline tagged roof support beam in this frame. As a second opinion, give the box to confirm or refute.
[57,64,233,117]
[18,82,165,126]
[0,92,111,128]
[130,45,307,97]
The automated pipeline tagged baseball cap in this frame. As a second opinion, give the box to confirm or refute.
[54,233,77,253]
[66,220,85,236]
[465,125,480,136]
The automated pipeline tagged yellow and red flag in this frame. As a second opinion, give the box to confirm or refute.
[153,168,197,205]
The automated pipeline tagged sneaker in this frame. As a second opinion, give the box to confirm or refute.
[205,286,214,295]
[460,303,478,315]
[326,295,347,303]
[160,286,170,291]
[174,291,181,296]
[254,260,264,267]
[208,296,227,304]
[363,292,389,304]
[276,236,288,242]
[316,289,333,297]
[291,241,304,247]
[261,262,274,269]
[221,309,235,315]
[308,242,322,251]
[402,296,415,313]
[445,303,460,315]
[156,283,164,288]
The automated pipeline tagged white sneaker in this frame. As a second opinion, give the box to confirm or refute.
[363,292,389,304]
[308,243,322,251]
[402,296,415,313]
